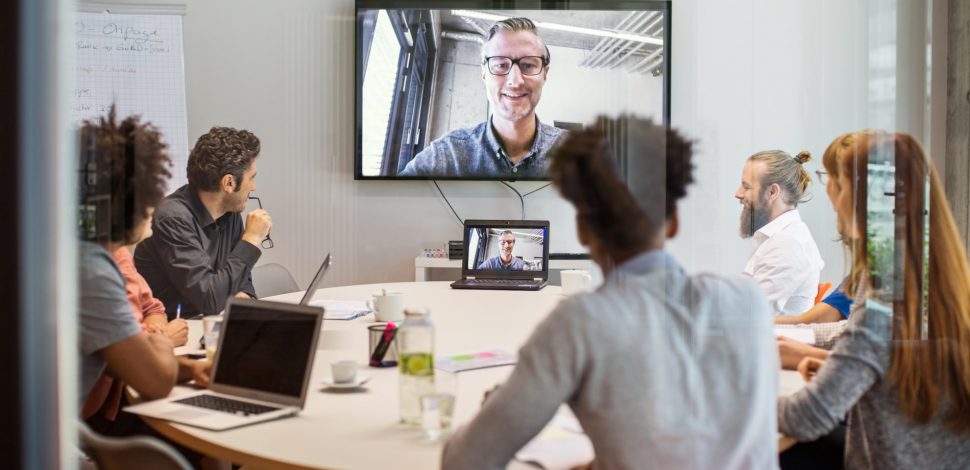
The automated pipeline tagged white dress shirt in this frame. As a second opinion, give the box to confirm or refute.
[443,250,780,470]
[743,209,824,316]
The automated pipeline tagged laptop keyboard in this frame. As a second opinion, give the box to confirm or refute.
[458,279,541,287]
[173,394,281,416]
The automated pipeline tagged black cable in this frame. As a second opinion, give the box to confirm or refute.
[433,180,464,225]
[500,181,525,219]
[522,183,552,197]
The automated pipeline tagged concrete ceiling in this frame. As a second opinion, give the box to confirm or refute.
[439,9,665,73]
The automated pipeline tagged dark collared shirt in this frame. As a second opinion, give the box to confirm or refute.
[477,256,526,270]
[134,184,259,318]
[398,116,567,178]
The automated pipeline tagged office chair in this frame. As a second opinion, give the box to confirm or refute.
[78,421,192,470]
[251,262,300,298]
[814,282,832,305]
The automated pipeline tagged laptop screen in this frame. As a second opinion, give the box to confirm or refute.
[299,253,331,305]
[213,303,319,398]
[464,221,549,274]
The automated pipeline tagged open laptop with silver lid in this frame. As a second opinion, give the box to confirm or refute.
[124,298,323,431]
[451,219,550,290]
[299,253,331,305]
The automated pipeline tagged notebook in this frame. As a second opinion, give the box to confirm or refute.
[451,219,549,291]
[124,298,323,431]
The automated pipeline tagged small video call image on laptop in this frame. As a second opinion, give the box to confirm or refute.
[451,219,550,291]
[124,298,323,431]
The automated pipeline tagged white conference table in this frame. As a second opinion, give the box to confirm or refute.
[144,281,805,469]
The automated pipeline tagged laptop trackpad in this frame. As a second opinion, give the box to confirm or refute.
[160,408,211,420]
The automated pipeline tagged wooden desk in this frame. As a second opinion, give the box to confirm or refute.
[142,282,804,468]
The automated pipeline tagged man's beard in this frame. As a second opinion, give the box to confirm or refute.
[739,200,771,238]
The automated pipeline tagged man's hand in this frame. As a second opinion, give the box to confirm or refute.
[178,358,213,387]
[797,357,825,382]
[242,209,272,247]
[165,319,189,347]
[778,337,817,370]
[190,360,213,387]
[234,291,253,299]
[146,329,176,351]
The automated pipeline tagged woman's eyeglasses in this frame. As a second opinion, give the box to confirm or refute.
[247,196,274,249]
[815,170,829,185]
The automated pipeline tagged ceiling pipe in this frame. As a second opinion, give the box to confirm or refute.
[630,54,664,75]
[585,11,654,68]
[601,17,664,69]
[627,47,664,72]
[586,11,658,69]
[579,11,644,67]
[458,15,488,36]
[442,30,484,44]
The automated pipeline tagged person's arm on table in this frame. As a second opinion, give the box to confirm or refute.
[442,302,587,470]
[177,358,212,387]
[152,216,261,314]
[777,317,883,441]
[100,332,178,400]
[778,338,830,370]
[775,302,842,325]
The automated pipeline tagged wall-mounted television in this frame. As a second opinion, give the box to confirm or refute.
[355,0,671,181]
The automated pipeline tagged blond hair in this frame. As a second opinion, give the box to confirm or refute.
[481,17,550,63]
[823,129,970,433]
[747,150,812,205]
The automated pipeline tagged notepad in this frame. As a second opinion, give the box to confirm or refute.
[308,299,371,320]
[435,349,516,373]
[773,326,816,345]
[515,414,594,470]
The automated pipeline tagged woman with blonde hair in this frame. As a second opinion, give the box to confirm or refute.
[778,130,970,468]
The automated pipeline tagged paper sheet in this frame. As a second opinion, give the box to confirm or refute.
[435,349,516,373]
[308,299,371,320]
[515,414,594,470]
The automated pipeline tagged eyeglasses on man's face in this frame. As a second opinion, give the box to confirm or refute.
[483,56,548,76]
[247,196,274,249]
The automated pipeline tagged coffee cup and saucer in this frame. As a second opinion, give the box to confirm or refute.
[322,360,370,390]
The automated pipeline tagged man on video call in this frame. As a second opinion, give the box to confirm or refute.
[399,17,567,178]
[477,230,526,270]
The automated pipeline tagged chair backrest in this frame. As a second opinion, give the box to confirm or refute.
[78,421,192,470]
[814,282,832,305]
[251,262,300,298]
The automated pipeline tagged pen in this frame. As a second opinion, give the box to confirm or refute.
[176,304,182,319]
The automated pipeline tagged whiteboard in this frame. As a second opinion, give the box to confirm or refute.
[74,10,189,192]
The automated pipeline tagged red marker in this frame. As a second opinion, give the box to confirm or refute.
[369,322,398,367]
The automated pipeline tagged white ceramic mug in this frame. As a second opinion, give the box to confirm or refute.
[331,360,358,384]
[367,290,405,322]
[560,270,593,296]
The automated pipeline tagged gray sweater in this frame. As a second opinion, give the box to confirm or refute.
[778,296,970,469]
[442,250,779,469]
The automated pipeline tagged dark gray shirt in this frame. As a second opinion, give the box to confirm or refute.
[476,256,525,270]
[79,241,141,407]
[778,293,970,469]
[134,184,259,318]
[398,116,567,179]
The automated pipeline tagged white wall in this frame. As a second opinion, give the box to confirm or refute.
[104,0,938,292]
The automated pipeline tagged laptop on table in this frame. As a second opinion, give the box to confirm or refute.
[299,253,332,305]
[125,298,323,431]
[451,219,550,291]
